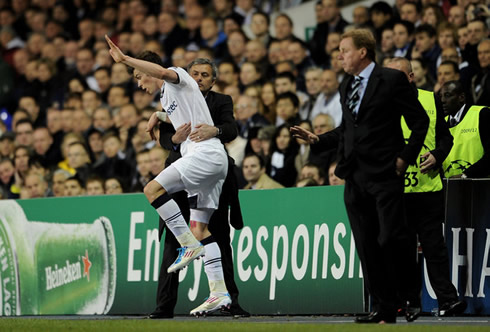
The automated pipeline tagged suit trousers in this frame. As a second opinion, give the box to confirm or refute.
[155,186,240,314]
[344,171,412,317]
[403,190,458,306]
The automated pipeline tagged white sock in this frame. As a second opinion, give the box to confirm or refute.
[203,241,227,296]
[155,199,200,248]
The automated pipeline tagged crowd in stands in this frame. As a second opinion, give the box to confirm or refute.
[0,0,489,199]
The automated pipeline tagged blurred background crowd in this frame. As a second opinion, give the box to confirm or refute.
[0,0,488,199]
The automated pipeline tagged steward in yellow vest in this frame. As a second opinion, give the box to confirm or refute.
[440,80,490,178]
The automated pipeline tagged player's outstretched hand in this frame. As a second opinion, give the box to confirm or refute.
[105,35,126,63]
[290,125,319,144]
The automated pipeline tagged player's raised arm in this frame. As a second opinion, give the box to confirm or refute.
[105,34,178,83]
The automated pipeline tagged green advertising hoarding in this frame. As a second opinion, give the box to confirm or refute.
[0,186,363,316]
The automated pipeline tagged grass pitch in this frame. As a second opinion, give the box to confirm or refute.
[0,318,489,332]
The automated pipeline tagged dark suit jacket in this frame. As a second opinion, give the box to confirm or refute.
[158,91,242,239]
[334,64,429,180]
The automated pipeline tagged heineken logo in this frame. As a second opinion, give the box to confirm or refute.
[82,250,92,282]
[45,251,92,291]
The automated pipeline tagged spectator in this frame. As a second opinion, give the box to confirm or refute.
[299,67,324,121]
[250,11,272,46]
[200,16,227,61]
[0,132,15,159]
[95,133,133,185]
[148,146,168,178]
[370,1,395,43]
[434,60,460,93]
[328,160,345,185]
[51,168,71,197]
[0,157,19,198]
[107,85,130,110]
[239,61,262,89]
[259,81,277,124]
[393,20,415,58]
[400,1,422,26]
[463,20,488,69]
[448,6,466,28]
[273,71,308,111]
[309,0,349,65]
[217,61,240,88]
[412,24,441,80]
[81,90,102,116]
[13,145,31,187]
[33,126,62,168]
[235,94,269,139]
[23,172,50,198]
[93,107,115,132]
[275,91,301,127]
[111,62,132,86]
[87,127,105,166]
[72,109,93,136]
[310,69,342,127]
[94,67,112,103]
[14,118,34,148]
[17,96,41,128]
[67,141,92,182]
[410,58,435,91]
[352,6,370,27]
[470,39,490,106]
[73,48,98,91]
[64,175,85,196]
[131,149,152,192]
[267,124,299,187]
[242,153,283,189]
[225,29,248,68]
[298,162,326,185]
[421,5,446,29]
[86,175,105,195]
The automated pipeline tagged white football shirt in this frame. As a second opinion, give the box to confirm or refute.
[160,67,220,156]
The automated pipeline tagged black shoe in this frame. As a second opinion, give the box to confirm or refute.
[355,312,396,324]
[439,300,467,317]
[148,310,174,319]
[221,304,251,318]
[405,306,421,322]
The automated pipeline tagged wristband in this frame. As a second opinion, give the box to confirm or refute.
[156,111,167,122]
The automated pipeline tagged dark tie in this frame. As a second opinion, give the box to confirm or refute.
[449,117,457,127]
[347,77,363,114]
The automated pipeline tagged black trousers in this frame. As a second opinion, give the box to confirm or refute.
[344,171,412,318]
[403,191,458,306]
[154,190,240,314]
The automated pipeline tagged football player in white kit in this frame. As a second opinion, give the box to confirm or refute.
[106,35,231,316]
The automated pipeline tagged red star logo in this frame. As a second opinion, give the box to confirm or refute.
[82,250,92,281]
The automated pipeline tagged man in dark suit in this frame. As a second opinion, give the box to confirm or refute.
[149,58,249,319]
[292,29,429,323]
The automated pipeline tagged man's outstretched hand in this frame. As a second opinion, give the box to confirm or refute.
[290,125,319,144]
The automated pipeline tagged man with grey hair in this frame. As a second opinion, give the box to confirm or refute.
[299,67,324,121]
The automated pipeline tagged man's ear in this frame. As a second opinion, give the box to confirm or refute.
[359,47,367,59]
